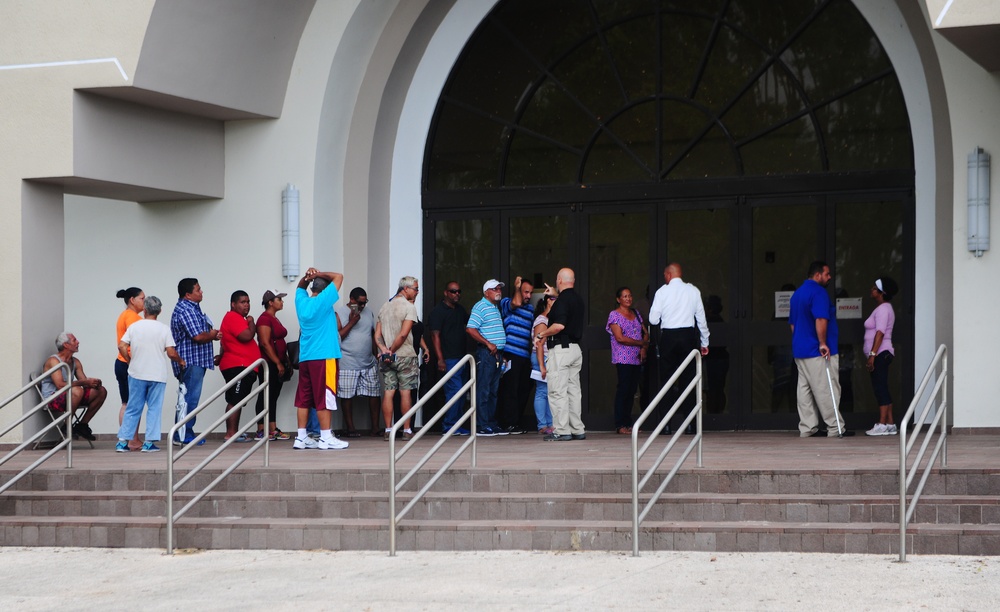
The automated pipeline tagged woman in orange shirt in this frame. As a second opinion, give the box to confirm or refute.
[115,287,145,450]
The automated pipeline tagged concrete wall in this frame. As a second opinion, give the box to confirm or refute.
[938,32,1000,427]
[4,0,999,441]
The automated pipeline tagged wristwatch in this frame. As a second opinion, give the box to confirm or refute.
[868,351,877,357]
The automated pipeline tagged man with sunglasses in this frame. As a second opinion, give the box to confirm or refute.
[429,281,470,435]
[336,287,379,437]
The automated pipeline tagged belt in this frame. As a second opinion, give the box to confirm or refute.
[547,337,578,349]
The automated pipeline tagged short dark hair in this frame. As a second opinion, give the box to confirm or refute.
[230,290,248,304]
[349,287,367,301]
[807,261,828,277]
[178,278,199,298]
[311,277,330,293]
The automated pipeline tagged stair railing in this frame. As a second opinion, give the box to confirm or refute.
[899,343,948,562]
[389,354,476,556]
[0,363,74,494]
[166,359,269,554]
[631,348,703,557]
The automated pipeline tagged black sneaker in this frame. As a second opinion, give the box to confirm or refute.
[72,423,96,442]
[502,425,524,435]
[571,433,586,440]
[543,433,572,441]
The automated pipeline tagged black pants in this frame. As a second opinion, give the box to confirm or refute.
[498,353,532,429]
[614,363,641,429]
[255,360,285,425]
[657,327,699,430]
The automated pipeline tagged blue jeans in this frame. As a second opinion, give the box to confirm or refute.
[175,365,206,441]
[307,408,320,436]
[531,351,551,429]
[120,377,165,442]
[475,346,502,430]
[441,358,468,430]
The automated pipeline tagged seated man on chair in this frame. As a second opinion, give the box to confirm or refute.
[40,332,106,441]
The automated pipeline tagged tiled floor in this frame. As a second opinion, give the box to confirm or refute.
[3,430,996,475]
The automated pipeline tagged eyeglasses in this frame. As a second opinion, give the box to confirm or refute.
[447,289,462,294]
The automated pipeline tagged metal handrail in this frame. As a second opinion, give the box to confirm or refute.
[899,343,948,562]
[166,358,269,553]
[0,363,74,494]
[389,354,477,556]
[631,349,703,557]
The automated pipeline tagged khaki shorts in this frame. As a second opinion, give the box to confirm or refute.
[380,356,419,391]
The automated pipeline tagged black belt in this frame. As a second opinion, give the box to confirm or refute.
[547,337,578,349]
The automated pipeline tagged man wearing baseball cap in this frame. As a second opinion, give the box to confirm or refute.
[466,279,507,436]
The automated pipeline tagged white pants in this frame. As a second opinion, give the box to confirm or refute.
[795,355,843,436]
[547,344,584,435]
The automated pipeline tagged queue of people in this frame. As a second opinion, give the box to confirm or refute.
[37,261,902,448]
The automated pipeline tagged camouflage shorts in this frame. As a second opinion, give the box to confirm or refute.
[380,356,419,391]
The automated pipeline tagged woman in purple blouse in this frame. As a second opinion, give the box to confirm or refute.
[864,276,898,436]
[606,287,649,434]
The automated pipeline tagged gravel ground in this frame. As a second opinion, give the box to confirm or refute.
[1,548,998,610]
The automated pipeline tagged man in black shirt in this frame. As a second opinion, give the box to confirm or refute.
[429,281,470,435]
[535,268,586,441]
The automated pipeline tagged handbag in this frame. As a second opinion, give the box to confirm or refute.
[285,340,300,370]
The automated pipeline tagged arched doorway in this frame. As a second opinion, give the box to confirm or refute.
[422,0,914,430]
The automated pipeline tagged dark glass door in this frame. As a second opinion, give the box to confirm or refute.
[426,189,912,431]
[741,198,824,429]
[664,203,739,429]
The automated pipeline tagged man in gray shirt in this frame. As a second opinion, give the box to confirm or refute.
[336,287,379,437]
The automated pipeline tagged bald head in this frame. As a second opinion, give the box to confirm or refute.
[556,267,575,291]
[665,263,683,283]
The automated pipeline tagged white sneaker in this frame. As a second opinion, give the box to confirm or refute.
[865,423,888,436]
[293,436,318,450]
[318,436,348,450]
[885,424,898,435]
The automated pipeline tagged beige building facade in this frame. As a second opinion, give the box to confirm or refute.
[1,0,998,440]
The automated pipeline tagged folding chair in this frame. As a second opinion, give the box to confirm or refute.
[29,371,94,449]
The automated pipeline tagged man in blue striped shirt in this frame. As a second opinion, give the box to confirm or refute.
[498,275,535,434]
[466,279,507,436]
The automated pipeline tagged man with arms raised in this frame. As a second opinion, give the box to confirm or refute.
[292,267,349,450]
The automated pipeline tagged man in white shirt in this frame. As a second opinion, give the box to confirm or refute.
[648,263,709,433]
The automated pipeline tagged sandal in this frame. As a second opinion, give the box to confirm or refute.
[227,433,251,443]
[269,429,290,441]
[617,427,632,435]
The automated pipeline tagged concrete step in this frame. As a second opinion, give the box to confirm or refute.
[1,515,998,555]
[4,490,1000,525]
[4,468,1000,495]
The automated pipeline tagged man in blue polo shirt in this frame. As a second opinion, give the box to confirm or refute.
[498,275,535,434]
[789,261,853,437]
[466,279,507,437]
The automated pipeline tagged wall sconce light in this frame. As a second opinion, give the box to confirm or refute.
[282,183,300,281]
[968,147,990,258]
